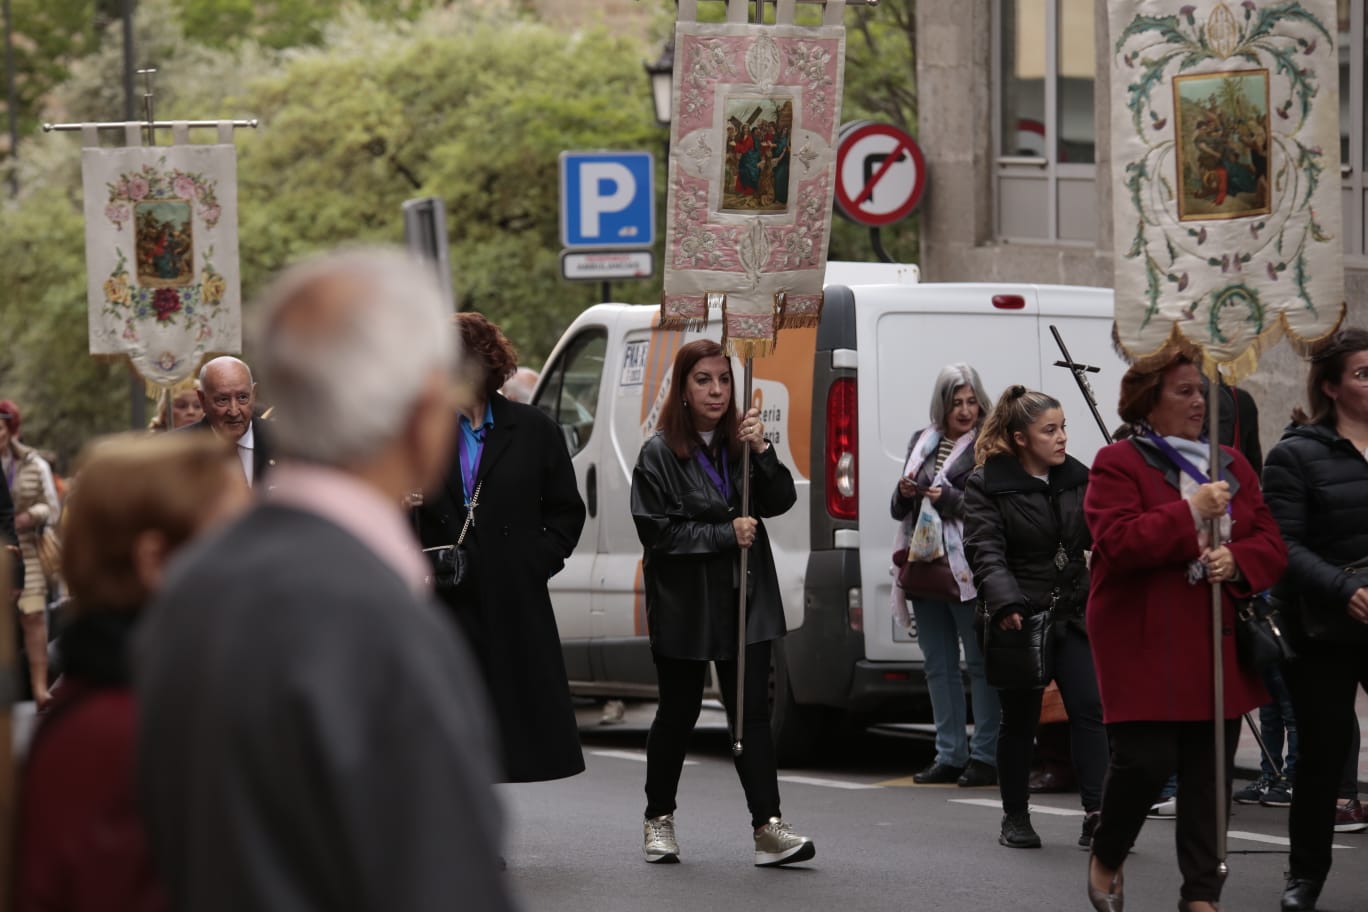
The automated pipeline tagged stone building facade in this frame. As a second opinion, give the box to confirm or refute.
[916,0,1366,455]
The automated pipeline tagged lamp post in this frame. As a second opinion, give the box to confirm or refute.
[644,38,674,128]
[3,0,17,197]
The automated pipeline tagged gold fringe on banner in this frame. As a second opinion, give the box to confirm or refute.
[776,290,824,329]
[659,292,709,331]
[723,337,778,360]
[1111,303,1351,386]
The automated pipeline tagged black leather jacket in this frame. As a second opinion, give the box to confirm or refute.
[630,433,796,660]
[1263,421,1368,644]
[963,453,1092,633]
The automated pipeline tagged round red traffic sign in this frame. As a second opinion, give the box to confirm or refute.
[834,121,926,226]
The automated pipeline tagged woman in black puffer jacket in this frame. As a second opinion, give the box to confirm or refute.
[964,386,1108,851]
[1262,327,1368,912]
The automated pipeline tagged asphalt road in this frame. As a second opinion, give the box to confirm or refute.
[499,702,1368,912]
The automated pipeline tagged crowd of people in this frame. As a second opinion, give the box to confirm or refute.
[890,343,1368,912]
[2,243,1366,912]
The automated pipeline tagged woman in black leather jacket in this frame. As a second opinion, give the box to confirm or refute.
[630,339,812,869]
[1263,327,1368,912]
[964,386,1107,851]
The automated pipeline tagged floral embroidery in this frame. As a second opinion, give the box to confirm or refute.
[105,157,223,230]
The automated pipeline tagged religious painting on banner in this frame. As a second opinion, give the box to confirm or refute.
[82,143,241,386]
[1108,0,1345,380]
[661,0,846,358]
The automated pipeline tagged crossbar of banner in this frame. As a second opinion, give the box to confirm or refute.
[43,119,259,133]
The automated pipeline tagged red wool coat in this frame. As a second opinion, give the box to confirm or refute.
[1084,439,1287,724]
[15,682,166,912]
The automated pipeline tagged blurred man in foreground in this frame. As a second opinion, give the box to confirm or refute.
[135,247,515,912]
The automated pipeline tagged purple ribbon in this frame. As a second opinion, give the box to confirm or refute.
[694,445,732,502]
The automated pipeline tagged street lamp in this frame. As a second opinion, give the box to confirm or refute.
[644,38,674,127]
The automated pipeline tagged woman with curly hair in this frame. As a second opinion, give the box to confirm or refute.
[412,312,587,784]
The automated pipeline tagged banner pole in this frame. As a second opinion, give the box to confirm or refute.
[1209,374,1229,879]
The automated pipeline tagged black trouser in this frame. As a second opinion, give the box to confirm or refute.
[645,640,781,829]
[997,623,1108,814]
[1282,641,1368,882]
[1091,719,1240,904]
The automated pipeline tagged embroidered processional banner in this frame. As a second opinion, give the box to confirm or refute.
[82,141,241,386]
[1109,0,1344,380]
[661,0,846,358]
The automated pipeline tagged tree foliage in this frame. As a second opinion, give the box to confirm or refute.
[1,0,920,464]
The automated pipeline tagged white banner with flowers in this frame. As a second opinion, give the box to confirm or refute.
[82,144,240,386]
[1109,0,1344,381]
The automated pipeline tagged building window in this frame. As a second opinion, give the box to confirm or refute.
[994,0,1097,244]
[1341,0,1368,262]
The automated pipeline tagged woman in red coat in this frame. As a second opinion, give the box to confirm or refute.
[1083,351,1286,912]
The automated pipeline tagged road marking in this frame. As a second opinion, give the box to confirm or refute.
[1226,830,1352,850]
[778,775,880,791]
[591,750,696,767]
[952,798,1082,817]
[951,799,1352,849]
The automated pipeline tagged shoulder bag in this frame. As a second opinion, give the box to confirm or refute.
[35,523,62,584]
[422,481,481,592]
[1235,593,1295,671]
[981,492,1072,690]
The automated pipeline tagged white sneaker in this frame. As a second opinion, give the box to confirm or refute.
[643,814,679,863]
[753,817,816,867]
[1147,796,1177,818]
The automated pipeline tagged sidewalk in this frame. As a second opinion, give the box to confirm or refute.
[1233,687,1368,790]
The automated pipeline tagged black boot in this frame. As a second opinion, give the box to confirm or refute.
[1280,876,1322,911]
[999,812,1042,848]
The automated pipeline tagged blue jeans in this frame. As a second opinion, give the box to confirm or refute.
[913,597,1000,767]
[1258,664,1298,780]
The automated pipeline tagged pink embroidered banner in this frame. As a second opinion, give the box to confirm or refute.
[661,0,846,359]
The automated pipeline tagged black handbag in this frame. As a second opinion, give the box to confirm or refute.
[422,482,481,592]
[982,602,1055,690]
[1235,594,1296,671]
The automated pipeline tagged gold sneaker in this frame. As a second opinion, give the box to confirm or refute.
[643,814,679,863]
[753,817,815,867]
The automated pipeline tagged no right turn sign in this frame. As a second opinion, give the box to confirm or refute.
[834,121,926,227]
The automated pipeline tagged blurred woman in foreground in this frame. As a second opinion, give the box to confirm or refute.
[14,432,249,912]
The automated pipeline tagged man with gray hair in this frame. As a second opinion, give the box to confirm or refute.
[135,247,515,912]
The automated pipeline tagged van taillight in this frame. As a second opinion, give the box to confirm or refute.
[825,377,858,519]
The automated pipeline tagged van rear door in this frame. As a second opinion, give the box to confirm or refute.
[852,285,1042,662]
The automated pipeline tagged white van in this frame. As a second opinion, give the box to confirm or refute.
[530,266,1126,760]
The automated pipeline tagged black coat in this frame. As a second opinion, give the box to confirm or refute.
[890,427,977,524]
[1262,421,1368,644]
[180,415,275,485]
[963,453,1092,632]
[631,433,797,660]
[414,394,587,782]
[1,479,20,591]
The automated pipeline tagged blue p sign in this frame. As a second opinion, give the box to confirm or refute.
[560,151,655,249]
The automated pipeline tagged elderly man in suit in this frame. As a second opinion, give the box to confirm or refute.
[183,355,273,485]
[135,248,515,912]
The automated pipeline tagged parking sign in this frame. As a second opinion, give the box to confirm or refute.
[559,151,655,249]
